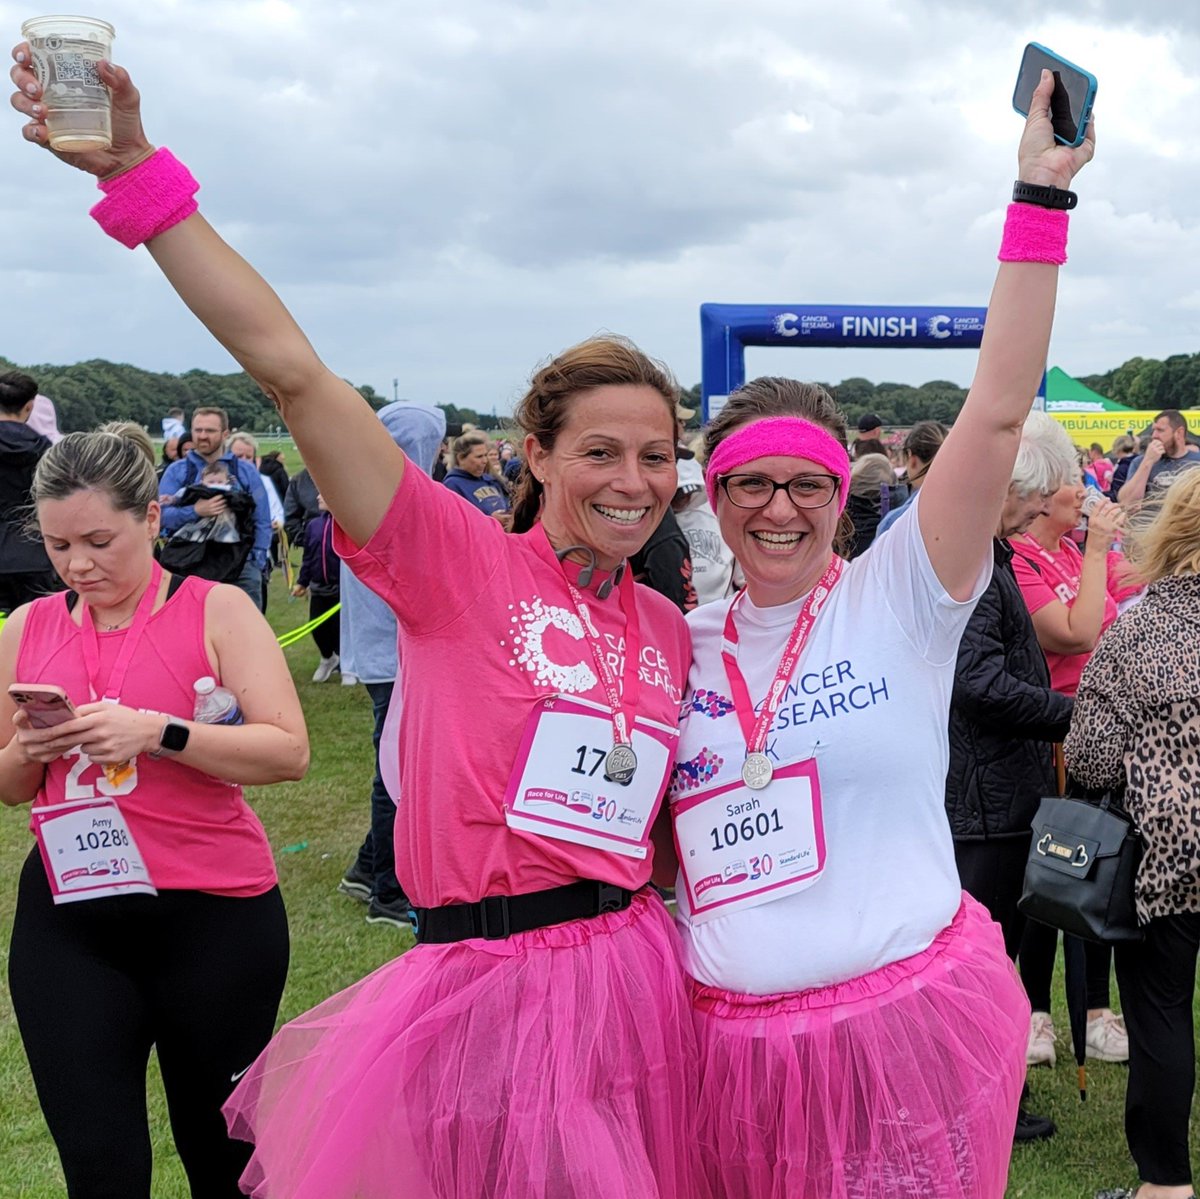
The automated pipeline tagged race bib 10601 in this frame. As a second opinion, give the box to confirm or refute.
[673,758,825,923]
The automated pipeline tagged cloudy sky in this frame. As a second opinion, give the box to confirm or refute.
[1,0,1196,414]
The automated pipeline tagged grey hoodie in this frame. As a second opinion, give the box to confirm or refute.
[338,403,448,682]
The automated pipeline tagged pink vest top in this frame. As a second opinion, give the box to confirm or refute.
[17,578,277,896]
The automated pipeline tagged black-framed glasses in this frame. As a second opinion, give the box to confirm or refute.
[719,472,841,510]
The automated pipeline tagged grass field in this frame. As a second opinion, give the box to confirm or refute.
[0,463,1188,1197]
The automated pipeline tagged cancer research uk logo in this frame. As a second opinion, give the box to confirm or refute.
[502,597,597,693]
[925,313,985,341]
[499,596,679,699]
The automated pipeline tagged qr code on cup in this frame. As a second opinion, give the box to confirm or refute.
[53,53,101,87]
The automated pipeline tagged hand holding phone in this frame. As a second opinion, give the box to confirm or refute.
[1013,43,1096,149]
[8,684,78,730]
[1013,56,1096,195]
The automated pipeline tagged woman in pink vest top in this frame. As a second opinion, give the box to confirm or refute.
[0,427,309,1199]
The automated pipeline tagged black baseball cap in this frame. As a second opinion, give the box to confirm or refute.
[857,413,882,434]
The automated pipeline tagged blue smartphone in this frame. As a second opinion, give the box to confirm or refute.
[1012,42,1097,149]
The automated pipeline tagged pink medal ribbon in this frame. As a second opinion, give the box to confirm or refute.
[721,556,844,790]
[79,562,164,704]
[534,529,643,783]
[561,568,643,783]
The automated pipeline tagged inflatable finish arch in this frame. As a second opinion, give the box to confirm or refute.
[700,304,989,419]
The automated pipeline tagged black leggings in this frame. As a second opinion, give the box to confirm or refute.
[309,589,340,659]
[1019,916,1113,1012]
[8,849,289,1199]
[1115,911,1200,1187]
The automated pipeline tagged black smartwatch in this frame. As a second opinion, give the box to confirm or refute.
[1012,181,1077,210]
[150,718,190,759]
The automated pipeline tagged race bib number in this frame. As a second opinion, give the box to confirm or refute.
[673,758,825,923]
[32,797,156,905]
[503,696,678,859]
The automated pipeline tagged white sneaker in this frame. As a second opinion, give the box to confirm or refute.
[341,672,359,687]
[1086,1009,1129,1062]
[312,653,339,683]
[1027,1010,1056,1068]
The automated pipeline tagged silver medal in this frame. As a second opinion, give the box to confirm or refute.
[742,752,773,791]
[604,744,638,784]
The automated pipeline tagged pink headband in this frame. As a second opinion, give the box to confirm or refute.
[705,416,851,513]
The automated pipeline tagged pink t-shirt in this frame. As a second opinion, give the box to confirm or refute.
[1091,459,1114,492]
[333,465,691,907]
[1008,534,1123,697]
[17,579,277,896]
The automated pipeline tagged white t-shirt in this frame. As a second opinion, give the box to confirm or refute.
[675,491,739,606]
[672,496,990,995]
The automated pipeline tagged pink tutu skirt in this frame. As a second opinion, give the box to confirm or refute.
[224,889,708,1199]
[690,894,1029,1199]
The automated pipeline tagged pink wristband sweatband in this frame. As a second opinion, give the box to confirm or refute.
[89,147,199,249]
[704,416,851,513]
[998,202,1069,266]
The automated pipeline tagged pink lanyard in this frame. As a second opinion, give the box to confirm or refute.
[562,569,642,745]
[533,529,643,782]
[79,562,163,703]
[1013,534,1060,571]
[721,556,843,789]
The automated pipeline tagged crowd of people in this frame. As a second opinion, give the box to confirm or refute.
[4,36,1200,1199]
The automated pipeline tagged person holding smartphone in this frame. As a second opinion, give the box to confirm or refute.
[0,426,308,1198]
[668,71,1093,1197]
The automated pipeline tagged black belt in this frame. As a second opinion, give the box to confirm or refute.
[413,879,638,944]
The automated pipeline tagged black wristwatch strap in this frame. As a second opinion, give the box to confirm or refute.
[1013,180,1077,210]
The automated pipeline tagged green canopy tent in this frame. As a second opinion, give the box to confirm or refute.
[1043,366,1200,449]
[1043,367,1133,414]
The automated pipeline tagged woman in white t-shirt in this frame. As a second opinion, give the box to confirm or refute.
[669,76,1094,1199]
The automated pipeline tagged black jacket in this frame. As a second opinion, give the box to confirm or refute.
[0,420,51,575]
[944,538,1073,840]
[846,483,909,559]
[629,508,696,615]
[283,468,320,547]
[259,455,289,505]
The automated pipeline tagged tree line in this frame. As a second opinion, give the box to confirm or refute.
[5,351,1196,438]
[0,358,386,435]
[1077,354,1200,413]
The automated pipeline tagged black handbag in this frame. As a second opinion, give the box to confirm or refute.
[1018,788,1144,944]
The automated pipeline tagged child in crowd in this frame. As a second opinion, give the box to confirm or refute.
[292,495,341,682]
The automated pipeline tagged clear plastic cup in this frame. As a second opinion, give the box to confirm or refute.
[20,15,115,152]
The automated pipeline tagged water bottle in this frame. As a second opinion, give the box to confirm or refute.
[192,676,244,726]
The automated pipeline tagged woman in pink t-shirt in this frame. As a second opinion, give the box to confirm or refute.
[0,428,309,1197]
[1009,474,1130,697]
[9,54,706,1198]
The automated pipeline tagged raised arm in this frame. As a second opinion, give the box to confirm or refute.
[1018,502,1125,656]
[917,71,1094,600]
[11,53,404,548]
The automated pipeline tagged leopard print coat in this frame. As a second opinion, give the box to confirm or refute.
[1064,572,1200,923]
